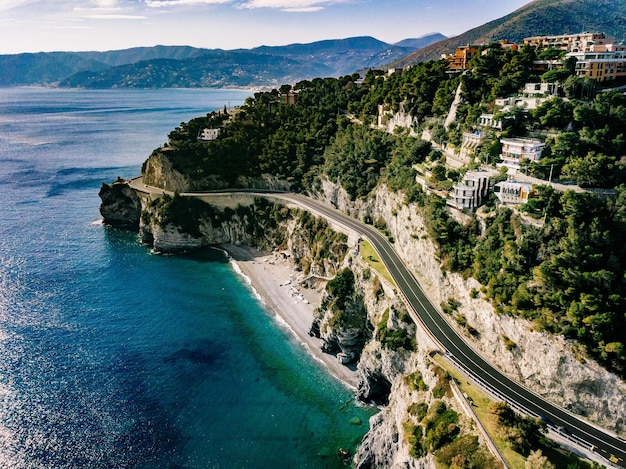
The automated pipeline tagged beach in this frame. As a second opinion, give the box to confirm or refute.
[223,244,359,389]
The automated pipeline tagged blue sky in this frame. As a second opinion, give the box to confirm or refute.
[0,0,530,54]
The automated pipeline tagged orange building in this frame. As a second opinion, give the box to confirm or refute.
[442,45,481,71]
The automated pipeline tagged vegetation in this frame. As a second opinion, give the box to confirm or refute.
[292,209,348,275]
[403,400,460,458]
[433,352,596,469]
[488,402,548,455]
[376,307,416,352]
[404,371,429,392]
[360,240,396,287]
[145,39,626,377]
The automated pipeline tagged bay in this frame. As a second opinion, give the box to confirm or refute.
[0,87,373,468]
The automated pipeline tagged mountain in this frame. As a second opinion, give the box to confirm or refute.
[73,45,211,67]
[0,36,443,88]
[58,51,333,89]
[0,52,109,86]
[394,34,447,50]
[395,0,626,66]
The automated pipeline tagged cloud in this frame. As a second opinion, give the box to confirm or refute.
[144,0,231,6]
[0,0,41,11]
[238,0,347,11]
[83,13,147,19]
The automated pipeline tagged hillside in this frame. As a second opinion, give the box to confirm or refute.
[0,52,109,87]
[395,0,626,65]
[0,34,444,88]
[73,45,211,67]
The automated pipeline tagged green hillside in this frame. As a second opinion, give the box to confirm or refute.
[146,45,626,377]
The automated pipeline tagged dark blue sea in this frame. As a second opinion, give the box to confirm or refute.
[0,88,373,468]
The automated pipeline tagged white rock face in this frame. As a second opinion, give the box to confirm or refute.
[150,224,205,253]
[316,178,626,435]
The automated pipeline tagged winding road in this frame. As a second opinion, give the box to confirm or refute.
[129,178,626,467]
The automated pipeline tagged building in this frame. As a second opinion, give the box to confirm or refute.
[442,45,481,71]
[532,59,564,75]
[387,67,404,76]
[494,180,533,205]
[524,32,626,82]
[567,50,626,82]
[447,170,493,211]
[497,137,545,172]
[522,82,559,96]
[280,91,298,106]
[478,114,503,129]
[462,131,484,148]
[523,32,609,53]
[198,128,220,142]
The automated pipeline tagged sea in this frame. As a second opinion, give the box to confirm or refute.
[0,87,375,469]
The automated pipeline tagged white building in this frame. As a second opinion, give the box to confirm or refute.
[495,180,533,205]
[478,114,503,129]
[523,82,558,96]
[497,137,545,173]
[462,131,483,148]
[447,170,493,211]
[198,128,220,142]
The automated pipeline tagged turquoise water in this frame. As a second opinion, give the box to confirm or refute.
[0,88,374,468]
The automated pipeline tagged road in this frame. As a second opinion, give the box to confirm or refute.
[275,193,626,468]
[128,178,626,466]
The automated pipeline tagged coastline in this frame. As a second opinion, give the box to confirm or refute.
[221,244,359,389]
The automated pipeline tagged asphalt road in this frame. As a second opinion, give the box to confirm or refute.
[128,179,626,466]
[278,193,626,468]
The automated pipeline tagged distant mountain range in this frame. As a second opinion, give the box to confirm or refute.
[4,0,625,89]
[0,34,446,89]
[397,0,626,65]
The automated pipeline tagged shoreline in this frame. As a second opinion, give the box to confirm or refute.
[221,244,359,390]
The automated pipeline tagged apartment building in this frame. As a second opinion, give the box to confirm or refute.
[494,180,533,205]
[524,32,608,53]
[447,170,493,211]
[441,45,481,71]
[497,137,545,172]
[567,50,626,81]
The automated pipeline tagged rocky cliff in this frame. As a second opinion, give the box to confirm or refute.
[313,178,626,436]
[99,178,142,229]
[142,150,293,193]
[99,174,626,468]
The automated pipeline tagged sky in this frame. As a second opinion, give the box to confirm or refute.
[0,0,531,54]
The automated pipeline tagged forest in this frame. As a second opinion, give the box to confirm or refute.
[151,43,626,376]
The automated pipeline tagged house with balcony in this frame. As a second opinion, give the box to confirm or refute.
[198,128,221,142]
[494,180,533,205]
[447,169,494,211]
[497,137,545,173]
[478,114,503,129]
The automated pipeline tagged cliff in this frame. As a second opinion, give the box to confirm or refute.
[312,179,626,435]
[98,178,142,229]
[99,175,626,467]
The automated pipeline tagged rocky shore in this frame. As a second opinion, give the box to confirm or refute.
[223,244,360,389]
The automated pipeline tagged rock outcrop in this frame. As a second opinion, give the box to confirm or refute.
[98,179,141,229]
[142,152,196,193]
